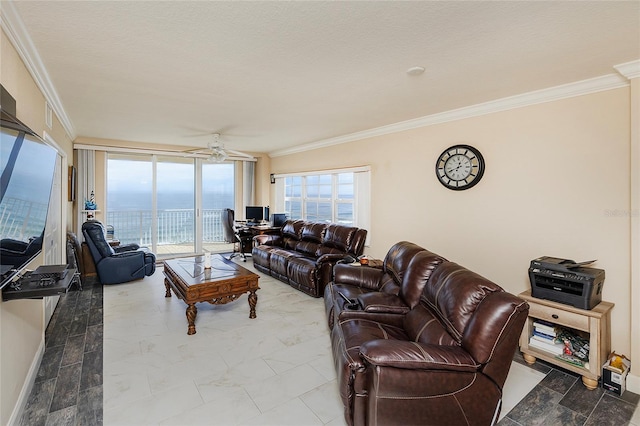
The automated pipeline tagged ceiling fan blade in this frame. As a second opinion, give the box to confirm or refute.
[183,147,208,153]
[224,148,254,159]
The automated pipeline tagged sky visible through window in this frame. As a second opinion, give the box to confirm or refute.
[107,158,234,211]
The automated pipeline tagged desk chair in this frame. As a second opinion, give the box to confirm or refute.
[222,208,253,261]
[66,231,83,290]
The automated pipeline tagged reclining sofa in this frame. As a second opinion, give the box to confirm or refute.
[324,241,529,426]
[252,220,367,297]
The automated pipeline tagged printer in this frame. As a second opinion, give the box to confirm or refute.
[528,256,605,310]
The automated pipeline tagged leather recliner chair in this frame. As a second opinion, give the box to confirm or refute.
[325,241,529,426]
[324,241,444,329]
[82,221,156,284]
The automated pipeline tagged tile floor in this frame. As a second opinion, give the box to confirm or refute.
[18,258,640,425]
[18,275,103,425]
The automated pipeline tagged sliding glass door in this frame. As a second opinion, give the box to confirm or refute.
[107,153,234,257]
[202,162,234,252]
[157,156,195,256]
[106,154,153,247]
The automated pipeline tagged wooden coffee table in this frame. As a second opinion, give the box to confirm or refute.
[163,255,260,335]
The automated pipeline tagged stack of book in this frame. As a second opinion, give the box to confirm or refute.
[528,320,564,355]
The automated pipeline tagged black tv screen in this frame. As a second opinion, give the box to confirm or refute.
[0,109,57,289]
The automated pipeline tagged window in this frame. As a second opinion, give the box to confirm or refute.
[277,167,370,233]
[106,153,235,256]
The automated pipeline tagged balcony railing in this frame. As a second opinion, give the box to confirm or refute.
[106,208,227,247]
[0,197,48,240]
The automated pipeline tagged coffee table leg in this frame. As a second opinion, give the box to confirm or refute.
[248,290,258,319]
[186,304,197,335]
[164,278,171,298]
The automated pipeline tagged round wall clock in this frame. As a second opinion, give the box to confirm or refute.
[435,144,485,190]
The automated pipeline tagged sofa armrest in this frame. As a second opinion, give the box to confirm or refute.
[359,340,479,372]
[357,292,410,314]
[316,253,348,263]
[334,263,385,291]
[253,234,282,246]
[114,243,140,253]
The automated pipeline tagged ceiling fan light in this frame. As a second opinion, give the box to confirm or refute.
[209,149,228,163]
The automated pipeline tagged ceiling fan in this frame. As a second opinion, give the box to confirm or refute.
[183,133,253,162]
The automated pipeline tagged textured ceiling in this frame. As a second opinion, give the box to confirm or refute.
[5,1,640,155]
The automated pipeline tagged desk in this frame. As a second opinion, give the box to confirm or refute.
[246,224,280,236]
[238,225,280,254]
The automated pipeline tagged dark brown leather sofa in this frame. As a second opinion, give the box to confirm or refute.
[324,241,529,426]
[252,220,367,297]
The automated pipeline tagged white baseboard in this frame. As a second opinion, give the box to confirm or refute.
[7,338,45,426]
[627,372,640,395]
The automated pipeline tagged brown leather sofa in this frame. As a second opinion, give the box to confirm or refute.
[252,220,367,297]
[325,241,529,426]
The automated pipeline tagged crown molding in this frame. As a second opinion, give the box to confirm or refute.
[270,71,631,158]
[615,60,640,80]
[0,1,76,140]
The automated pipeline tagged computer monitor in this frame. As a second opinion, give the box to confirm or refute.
[246,206,269,223]
[270,213,287,227]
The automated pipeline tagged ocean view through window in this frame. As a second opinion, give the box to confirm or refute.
[284,172,354,224]
[107,153,234,256]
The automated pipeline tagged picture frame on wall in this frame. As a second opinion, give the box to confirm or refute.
[68,165,76,202]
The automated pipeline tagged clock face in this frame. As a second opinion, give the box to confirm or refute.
[435,145,485,190]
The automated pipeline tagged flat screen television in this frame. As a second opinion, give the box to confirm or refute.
[245,206,269,224]
[0,109,57,289]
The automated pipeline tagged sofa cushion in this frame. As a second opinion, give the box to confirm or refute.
[287,256,319,293]
[399,250,447,309]
[251,244,274,272]
[359,340,478,371]
[462,291,529,366]
[281,220,304,250]
[323,223,357,252]
[337,318,408,363]
[296,240,321,256]
[421,262,502,343]
[300,222,326,242]
[268,248,304,281]
[383,241,426,286]
[404,304,459,346]
[315,245,345,257]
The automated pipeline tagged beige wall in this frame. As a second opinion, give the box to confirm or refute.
[271,89,633,358]
[0,29,74,424]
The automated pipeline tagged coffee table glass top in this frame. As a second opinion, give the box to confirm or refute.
[164,255,257,286]
[176,257,236,279]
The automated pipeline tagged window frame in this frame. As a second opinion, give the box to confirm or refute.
[274,166,370,244]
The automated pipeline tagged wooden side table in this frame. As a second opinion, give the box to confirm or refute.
[81,242,97,278]
[518,290,614,389]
